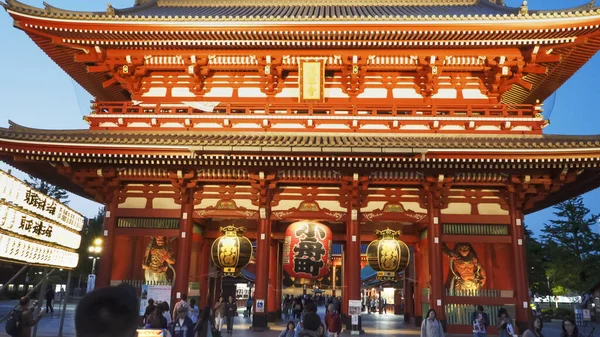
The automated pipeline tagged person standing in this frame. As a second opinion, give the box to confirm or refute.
[188,299,199,324]
[170,307,195,337]
[143,299,157,324]
[324,304,342,337]
[471,306,489,337]
[225,295,238,334]
[420,309,444,337]
[8,297,45,337]
[560,318,580,337]
[45,285,55,314]
[523,317,544,337]
[173,294,189,321]
[497,308,514,337]
[213,296,226,332]
[246,296,253,317]
[161,302,173,326]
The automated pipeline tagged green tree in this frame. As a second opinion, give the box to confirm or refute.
[525,225,550,296]
[541,196,600,293]
[24,175,69,204]
[75,208,105,284]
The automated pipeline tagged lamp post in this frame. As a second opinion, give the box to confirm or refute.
[87,238,102,293]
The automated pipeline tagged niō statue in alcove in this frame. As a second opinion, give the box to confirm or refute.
[442,242,486,293]
[142,236,176,283]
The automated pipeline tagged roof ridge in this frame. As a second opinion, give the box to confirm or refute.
[157,0,479,7]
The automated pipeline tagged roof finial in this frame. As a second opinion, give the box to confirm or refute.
[106,3,115,16]
[586,0,596,11]
[518,1,528,16]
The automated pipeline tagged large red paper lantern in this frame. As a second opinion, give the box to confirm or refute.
[283,220,332,283]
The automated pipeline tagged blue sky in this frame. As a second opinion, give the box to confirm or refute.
[1,0,599,235]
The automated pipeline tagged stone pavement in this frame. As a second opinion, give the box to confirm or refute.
[0,302,595,337]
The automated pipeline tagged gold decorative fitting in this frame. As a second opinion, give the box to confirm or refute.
[219,225,247,236]
[374,228,402,239]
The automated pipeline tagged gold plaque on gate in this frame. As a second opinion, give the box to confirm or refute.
[299,58,325,102]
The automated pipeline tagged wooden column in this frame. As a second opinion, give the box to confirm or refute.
[96,194,118,288]
[413,244,423,325]
[427,191,445,323]
[199,239,210,308]
[267,240,279,322]
[345,205,361,330]
[404,276,414,318]
[174,192,195,299]
[252,208,271,330]
[509,192,531,331]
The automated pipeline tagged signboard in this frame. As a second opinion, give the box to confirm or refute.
[348,300,362,316]
[87,274,96,293]
[298,58,325,102]
[137,330,166,337]
[0,205,81,249]
[139,285,173,316]
[256,299,265,313]
[0,170,82,269]
[0,171,84,231]
[351,315,359,325]
[583,309,591,321]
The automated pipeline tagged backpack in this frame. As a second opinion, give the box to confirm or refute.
[5,308,23,337]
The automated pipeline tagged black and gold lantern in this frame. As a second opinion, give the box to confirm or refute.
[211,226,253,277]
[366,228,410,281]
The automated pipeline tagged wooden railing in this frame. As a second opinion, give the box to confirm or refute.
[92,101,540,119]
[445,304,515,326]
[445,288,504,297]
[443,224,509,236]
[117,218,180,229]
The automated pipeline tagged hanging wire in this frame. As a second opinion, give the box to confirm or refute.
[543,91,558,120]
[71,79,93,117]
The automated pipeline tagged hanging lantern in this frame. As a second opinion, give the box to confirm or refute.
[283,220,332,284]
[211,226,253,277]
[367,228,410,281]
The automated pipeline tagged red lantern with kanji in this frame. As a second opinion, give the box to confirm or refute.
[283,220,332,283]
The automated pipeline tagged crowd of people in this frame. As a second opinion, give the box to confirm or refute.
[5,285,593,337]
[420,306,589,337]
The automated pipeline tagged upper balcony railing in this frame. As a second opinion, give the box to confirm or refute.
[92,101,541,119]
[87,101,546,134]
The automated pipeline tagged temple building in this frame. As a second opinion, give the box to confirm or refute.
[2,0,600,333]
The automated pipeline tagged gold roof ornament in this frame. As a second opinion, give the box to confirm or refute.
[518,1,528,16]
[106,3,115,16]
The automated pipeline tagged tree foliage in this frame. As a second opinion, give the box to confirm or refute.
[525,225,550,296]
[24,175,69,204]
[541,196,600,293]
[75,208,105,280]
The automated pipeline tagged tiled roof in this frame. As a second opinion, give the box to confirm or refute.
[121,0,518,19]
[2,122,600,152]
[3,0,599,22]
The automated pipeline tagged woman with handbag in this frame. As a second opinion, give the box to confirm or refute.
[497,308,514,337]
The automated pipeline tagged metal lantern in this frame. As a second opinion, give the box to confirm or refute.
[366,228,410,281]
[283,220,332,284]
[211,226,253,277]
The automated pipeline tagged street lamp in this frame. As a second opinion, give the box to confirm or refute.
[88,238,103,275]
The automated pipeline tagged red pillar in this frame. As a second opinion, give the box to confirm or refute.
[404,276,414,317]
[97,195,118,288]
[267,240,279,322]
[346,206,361,329]
[509,193,531,331]
[427,192,445,323]
[414,244,423,323]
[174,193,195,299]
[252,210,271,330]
[199,240,210,308]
